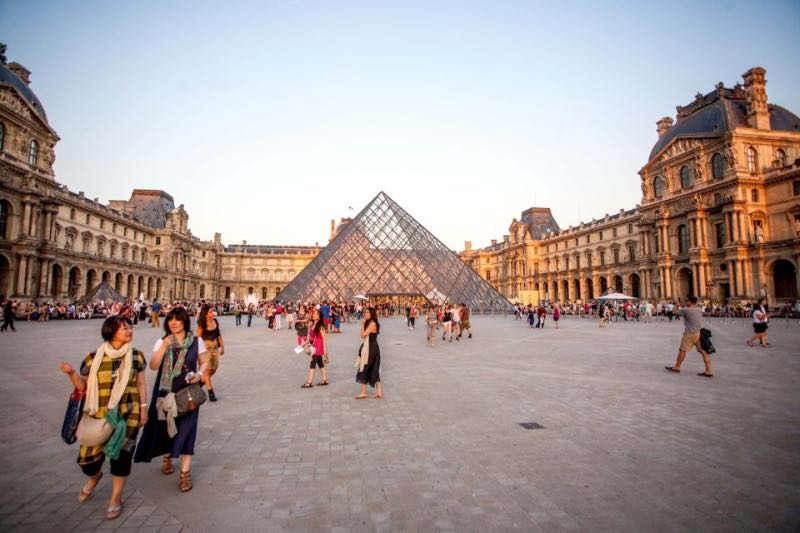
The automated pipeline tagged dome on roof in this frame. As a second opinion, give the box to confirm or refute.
[0,61,48,123]
[648,93,800,162]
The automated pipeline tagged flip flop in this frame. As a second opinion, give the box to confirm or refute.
[697,372,714,378]
[106,503,122,520]
[664,366,680,373]
[78,472,102,502]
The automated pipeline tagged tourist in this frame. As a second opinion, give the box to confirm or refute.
[295,306,310,345]
[150,298,161,327]
[234,303,242,326]
[286,302,295,330]
[59,315,147,520]
[197,304,224,402]
[1,296,16,332]
[301,311,329,388]
[320,300,331,331]
[599,303,609,328]
[247,303,254,327]
[425,306,438,346]
[134,307,208,492]
[746,298,770,347]
[266,304,275,329]
[664,295,713,377]
[527,304,535,328]
[537,303,546,328]
[552,304,561,329]
[441,306,453,342]
[459,303,472,339]
[409,304,418,330]
[355,307,382,399]
[274,301,283,330]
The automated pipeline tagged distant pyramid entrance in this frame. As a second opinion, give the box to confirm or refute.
[279,192,512,312]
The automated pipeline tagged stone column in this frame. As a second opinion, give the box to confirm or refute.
[697,262,707,298]
[16,254,28,295]
[692,264,700,297]
[21,202,31,238]
[38,258,50,297]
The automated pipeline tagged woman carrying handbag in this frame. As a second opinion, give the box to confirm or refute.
[59,315,148,520]
[134,307,208,492]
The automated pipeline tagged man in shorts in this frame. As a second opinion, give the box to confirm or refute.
[664,295,713,377]
[459,303,472,339]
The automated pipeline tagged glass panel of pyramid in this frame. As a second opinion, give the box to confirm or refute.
[279,192,512,312]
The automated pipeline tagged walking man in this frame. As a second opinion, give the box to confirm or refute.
[665,295,713,377]
[1,296,16,332]
[150,298,161,327]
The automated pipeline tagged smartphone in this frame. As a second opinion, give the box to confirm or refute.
[185,371,200,382]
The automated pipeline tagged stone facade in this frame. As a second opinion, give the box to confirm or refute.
[0,51,317,303]
[462,67,800,305]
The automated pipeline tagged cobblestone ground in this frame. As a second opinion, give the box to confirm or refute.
[0,312,798,532]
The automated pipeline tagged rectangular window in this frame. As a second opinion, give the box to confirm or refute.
[202,250,206,257]
[585,235,590,244]
[574,238,578,246]
[599,231,603,241]
[112,223,117,233]
[612,227,618,237]
[155,255,161,267]
[156,236,161,245]
[86,213,90,224]
[715,223,725,249]
[628,245,635,262]
[613,249,620,264]
[794,180,800,196]
[100,219,105,230]
[70,208,75,221]
[600,252,606,266]
[628,223,633,234]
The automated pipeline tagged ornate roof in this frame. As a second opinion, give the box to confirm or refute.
[648,85,800,162]
[0,61,48,123]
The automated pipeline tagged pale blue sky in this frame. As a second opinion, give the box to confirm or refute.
[2,0,798,249]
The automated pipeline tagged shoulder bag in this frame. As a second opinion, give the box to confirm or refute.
[61,388,86,445]
[175,383,207,416]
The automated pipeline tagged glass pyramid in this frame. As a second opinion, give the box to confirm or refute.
[279,192,512,312]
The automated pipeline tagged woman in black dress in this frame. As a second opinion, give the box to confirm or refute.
[355,307,382,399]
[134,307,208,492]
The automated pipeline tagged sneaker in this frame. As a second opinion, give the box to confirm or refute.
[208,389,217,402]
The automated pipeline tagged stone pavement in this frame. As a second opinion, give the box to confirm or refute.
[0,312,798,532]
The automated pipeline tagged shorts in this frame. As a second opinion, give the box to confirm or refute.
[461,320,471,330]
[679,332,702,352]
[310,355,325,369]
[323,318,331,325]
[753,322,768,334]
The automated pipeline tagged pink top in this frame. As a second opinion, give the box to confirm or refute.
[309,330,325,355]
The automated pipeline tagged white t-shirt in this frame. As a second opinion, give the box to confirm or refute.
[153,337,207,356]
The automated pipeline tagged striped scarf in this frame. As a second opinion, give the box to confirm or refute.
[159,332,194,393]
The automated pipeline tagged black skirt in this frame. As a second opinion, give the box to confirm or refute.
[356,333,381,387]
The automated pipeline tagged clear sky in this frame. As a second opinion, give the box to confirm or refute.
[2,0,798,250]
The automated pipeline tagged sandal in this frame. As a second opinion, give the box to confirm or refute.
[317,381,329,386]
[179,470,192,492]
[664,366,680,373]
[78,472,102,502]
[697,372,714,378]
[106,503,122,520]
[301,382,313,388]
[162,456,174,475]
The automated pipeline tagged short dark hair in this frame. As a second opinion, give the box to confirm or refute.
[163,306,191,338]
[688,295,698,304]
[101,315,132,342]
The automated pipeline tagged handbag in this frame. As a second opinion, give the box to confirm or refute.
[293,344,305,355]
[76,413,114,447]
[61,388,85,445]
[175,383,207,416]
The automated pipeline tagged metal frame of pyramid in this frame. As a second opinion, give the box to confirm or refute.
[278,192,512,313]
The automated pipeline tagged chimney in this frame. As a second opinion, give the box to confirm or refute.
[7,62,31,85]
[656,117,674,138]
[491,239,497,247]
[464,240,472,252]
[742,67,770,130]
[330,219,335,241]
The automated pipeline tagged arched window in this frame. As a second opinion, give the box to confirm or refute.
[28,139,39,167]
[746,146,758,173]
[653,176,664,197]
[776,148,786,168]
[0,200,10,239]
[678,224,690,254]
[0,121,5,152]
[680,165,692,188]
[712,153,724,178]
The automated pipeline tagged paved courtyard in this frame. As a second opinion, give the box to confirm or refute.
[0,313,798,532]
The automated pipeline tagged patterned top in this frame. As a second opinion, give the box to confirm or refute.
[77,349,146,465]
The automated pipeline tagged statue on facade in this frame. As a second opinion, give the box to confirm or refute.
[65,234,74,250]
[724,144,737,168]
[694,155,704,181]
[794,216,800,238]
[754,224,764,243]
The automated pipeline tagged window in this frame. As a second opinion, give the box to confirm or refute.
[574,238,578,246]
[28,140,39,167]
[0,121,4,152]
[112,223,116,233]
[653,176,664,197]
[628,223,633,234]
[85,213,91,224]
[0,200,9,239]
[585,235,590,244]
[680,165,692,188]
[123,227,127,237]
[202,250,206,257]
[599,231,604,241]
[747,146,758,173]
[155,236,161,245]
[678,225,690,254]
[776,148,786,167]
[565,257,570,270]
[155,255,161,267]
[793,180,800,196]
[715,223,725,249]
[70,208,76,221]
[714,193,722,205]
[654,233,660,254]
[612,227,618,238]
[99,219,104,230]
[628,244,636,262]
[751,189,759,202]
[485,270,491,281]
[712,153,724,178]
[600,252,606,266]
[612,248,620,264]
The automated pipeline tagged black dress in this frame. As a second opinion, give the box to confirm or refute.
[356,331,381,387]
[134,337,201,462]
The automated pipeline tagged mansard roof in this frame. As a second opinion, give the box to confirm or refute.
[648,86,800,162]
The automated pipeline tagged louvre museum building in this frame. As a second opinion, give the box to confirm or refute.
[1,48,799,306]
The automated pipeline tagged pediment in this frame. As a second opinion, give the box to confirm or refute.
[0,84,55,133]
